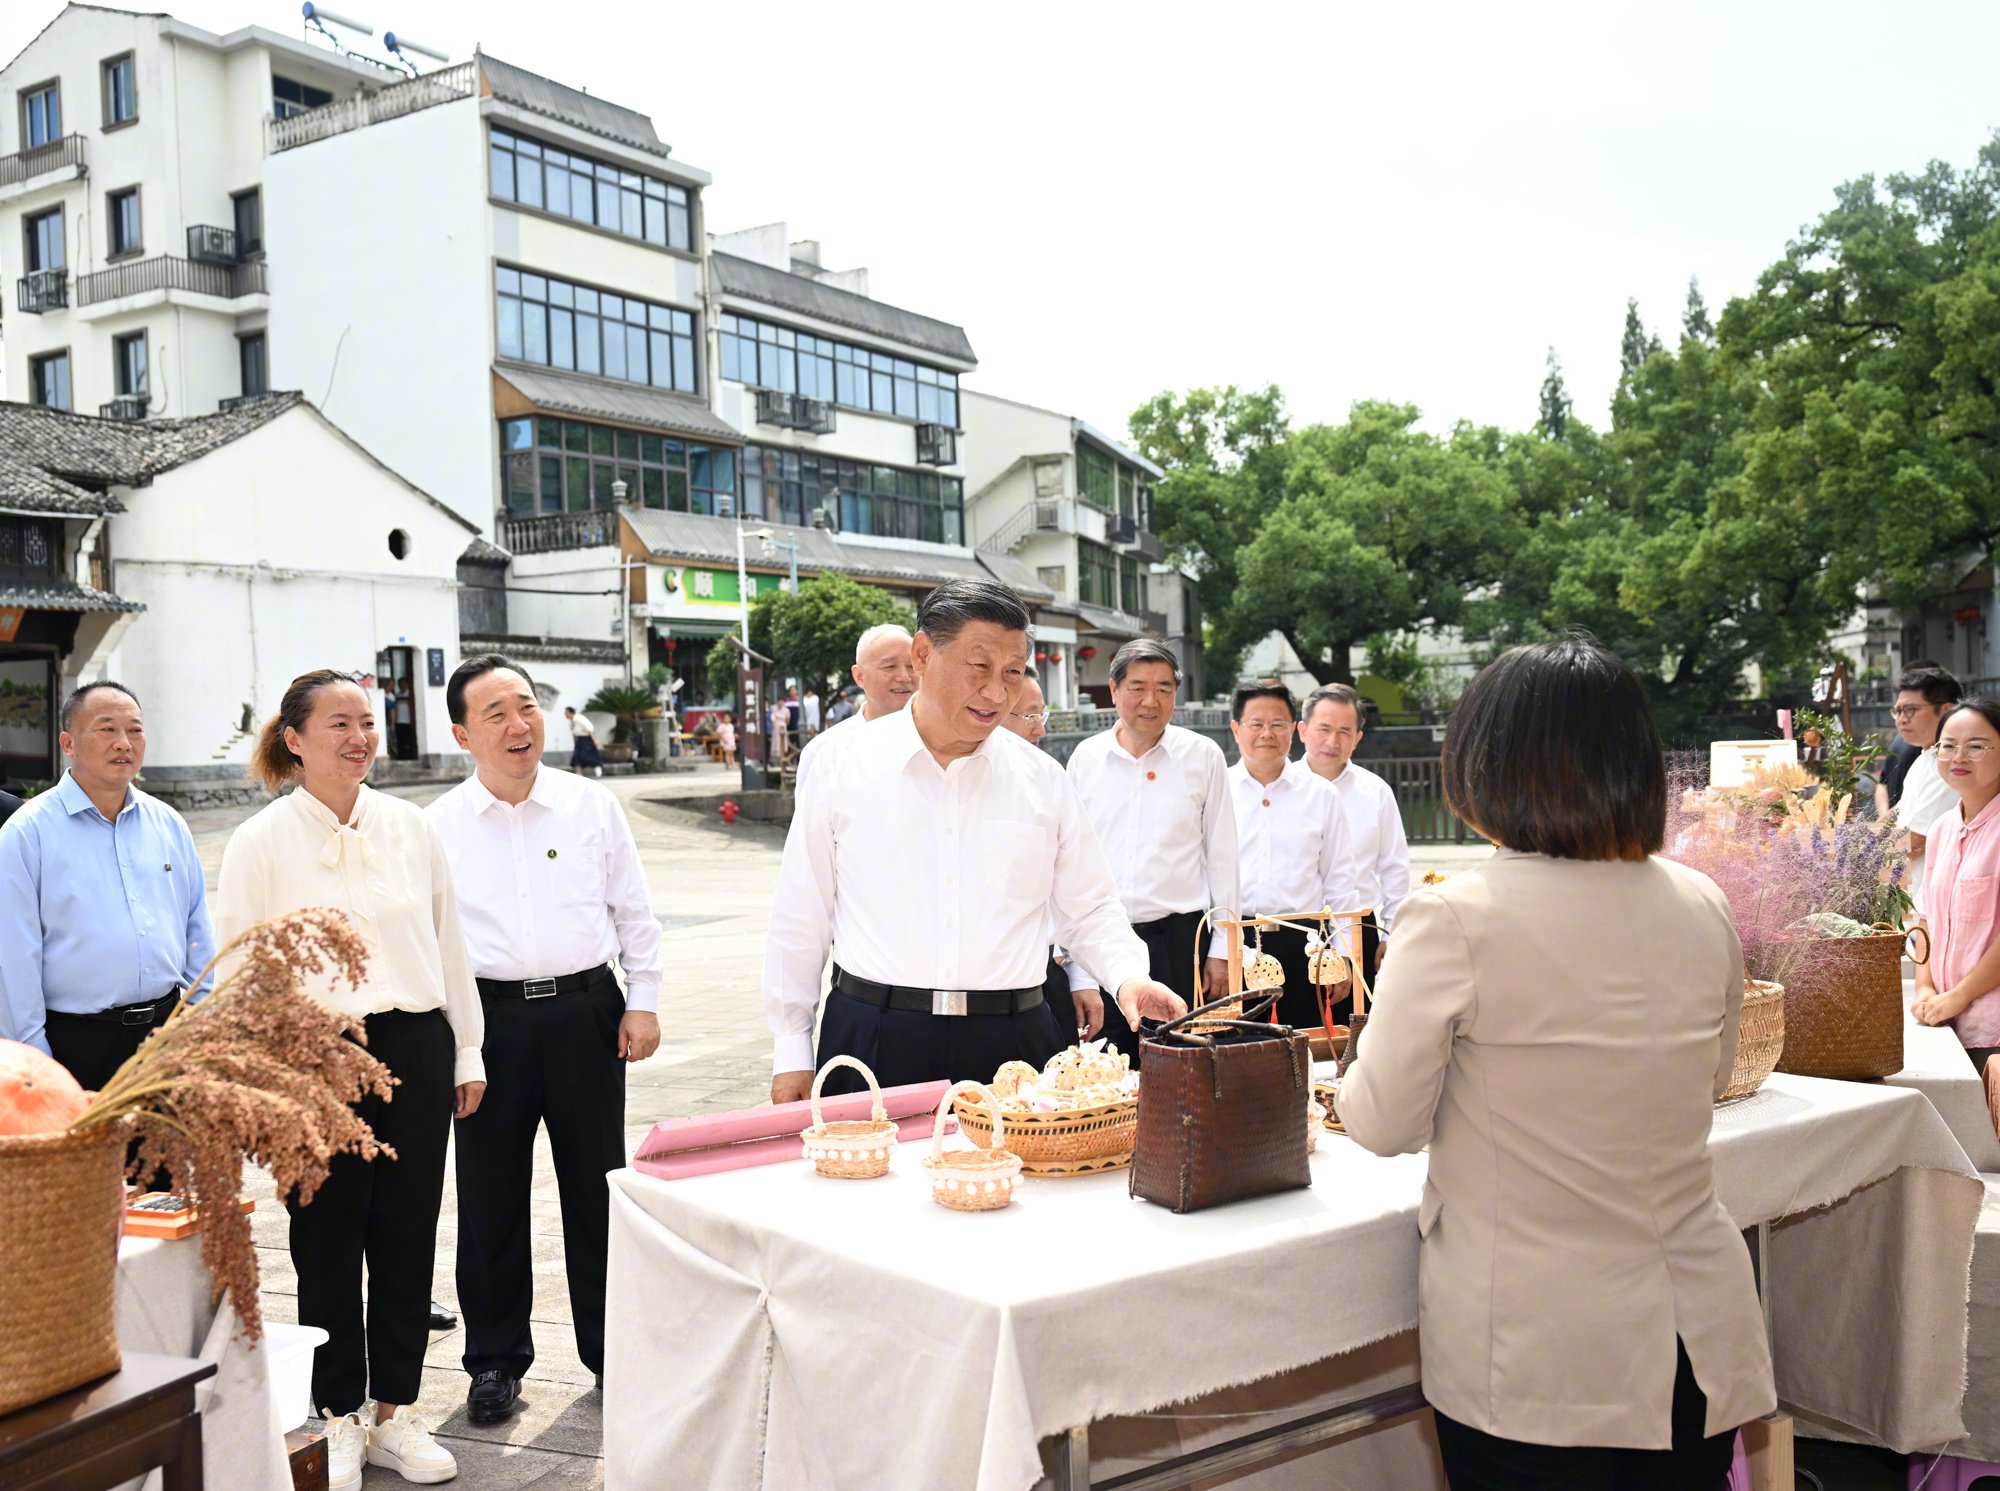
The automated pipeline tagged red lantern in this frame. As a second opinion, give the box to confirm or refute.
[1078,646,1098,660]
[1036,650,1048,662]
[1050,650,1063,663]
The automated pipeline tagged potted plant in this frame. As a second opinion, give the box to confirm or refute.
[0,910,391,1414]
[584,684,661,765]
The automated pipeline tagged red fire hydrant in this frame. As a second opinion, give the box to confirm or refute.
[719,797,741,825]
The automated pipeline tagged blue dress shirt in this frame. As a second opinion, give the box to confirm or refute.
[0,773,215,1054]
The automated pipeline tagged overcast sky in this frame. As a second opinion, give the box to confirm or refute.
[9,1,1996,440]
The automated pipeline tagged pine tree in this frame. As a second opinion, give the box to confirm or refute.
[1619,298,1661,379]
[1537,347,1571,440]
[1683,275,1714,341]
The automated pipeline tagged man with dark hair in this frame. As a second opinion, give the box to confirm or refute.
[1300,683,1410,998]
[764,578,1187,1102]
[427,654,663,1421]
[1065,638,1237,1055]
[0,681,213,1090]
[1227,680,1354,1030]
[1890,661,1966,898]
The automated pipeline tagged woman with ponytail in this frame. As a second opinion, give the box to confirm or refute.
[216,669,483,1489]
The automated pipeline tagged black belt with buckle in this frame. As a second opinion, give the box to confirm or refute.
[476,964,612,1001]
[50,988,183,1026]
[834,971,1044,1017]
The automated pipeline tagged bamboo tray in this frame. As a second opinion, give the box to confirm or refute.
[953,1090,1139,1176]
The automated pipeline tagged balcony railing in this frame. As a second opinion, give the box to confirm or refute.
[76,256,267,307]
[99,395,149,421]
[186,225,240,265]
[0,133,84,189]
[1129,529,1166,564]
[268,61,478,153]
[17,268,68,314]
[500,509,622,555]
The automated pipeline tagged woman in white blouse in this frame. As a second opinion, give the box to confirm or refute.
[216,669,484,1490]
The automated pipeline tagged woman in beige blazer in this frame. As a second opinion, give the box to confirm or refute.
[1340,638,1774,1490]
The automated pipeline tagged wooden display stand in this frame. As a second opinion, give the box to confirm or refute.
[1739,1413,1793,1491]
[1198,907,1377,1042]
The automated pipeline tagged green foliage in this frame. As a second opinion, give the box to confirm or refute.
[1536,348,1571,439]
[582,685,657,744]
[704,588,782,700]
[1619,298,1662,379]
[1795,709,1882,806]
[700,574,912,701]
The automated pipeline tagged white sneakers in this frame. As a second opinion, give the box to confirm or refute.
[368,1409,459,1483]
[321,1408,367,1491]
[319,1404,459,1486]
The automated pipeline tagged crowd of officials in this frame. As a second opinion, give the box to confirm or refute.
[3,577,1984,1491]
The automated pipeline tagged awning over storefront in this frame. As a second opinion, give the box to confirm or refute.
[1076,604,1142,641]
[649,617,738,640]
[0,577,143,615]
[493,363,744,446]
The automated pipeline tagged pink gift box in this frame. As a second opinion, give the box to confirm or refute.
[633,1081,952,1180]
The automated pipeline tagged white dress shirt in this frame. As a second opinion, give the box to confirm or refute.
[425,767,664,1012]
[1067,725,1239,954]
[1898,751,1959,899]
[1229,758,1357,932]
[763,703,1150,1074]
[215,783,485,1086]
[1323,762,1412,935]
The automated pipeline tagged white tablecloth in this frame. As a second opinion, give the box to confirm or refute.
[115,1236,290,1491]
[1890,998,2000,1171]
[606,1074,1980,1491]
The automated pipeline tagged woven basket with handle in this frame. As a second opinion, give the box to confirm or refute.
[1772,926,1917,1081]
[800,1056,898,1179]
[953,1088,1136,1176]
[925,1082,1021,1211]
[1718,979,1786,1103]
[0,1121,126,1416]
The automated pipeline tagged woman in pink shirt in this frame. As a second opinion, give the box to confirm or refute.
[1912,698,2000,1077]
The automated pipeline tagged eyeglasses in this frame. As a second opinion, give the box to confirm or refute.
[1238,720,1293,736]
[1011,709,1051,726]
[1930,741,1995,761]
[1891,705,1928,720]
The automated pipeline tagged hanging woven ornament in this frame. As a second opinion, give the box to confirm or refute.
[1306,926,1348,987]
[1243,922,1286,992]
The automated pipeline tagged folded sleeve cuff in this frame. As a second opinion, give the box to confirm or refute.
[454,1046,487,1087]
[623,981,660,1015]
[773,1031,815,1076]
[1206,929,1230,959]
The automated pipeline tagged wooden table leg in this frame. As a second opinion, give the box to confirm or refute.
[161,1405,204,1491]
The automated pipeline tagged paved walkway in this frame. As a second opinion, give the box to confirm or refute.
[184,764,1495,1488]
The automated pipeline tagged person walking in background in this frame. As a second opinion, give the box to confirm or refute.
[1891,662,1965,899]
[1341,637,1774,1490]
[1911,698,2000,1084]
[802,685,822,738]
[428,656,664,1426]
[0,683,213,1088]
[1227,680,1354,1030]
[566,705,604,777]
[1066,639,1238,1057]
[1300,683,1411,1017]
[216,669,485,1491]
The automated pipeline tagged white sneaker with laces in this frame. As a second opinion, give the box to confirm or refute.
[368,1408,458,1483]
[320,1407,367,1491]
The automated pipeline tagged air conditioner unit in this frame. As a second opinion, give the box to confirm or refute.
[1107,514,1137,545]
[795,397,836,435]
[99,395,149,421]
[916,423,957,467]
[186,224,239,265]
[755,388,797,427]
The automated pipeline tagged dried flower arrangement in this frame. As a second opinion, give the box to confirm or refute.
[68,908,395,1341]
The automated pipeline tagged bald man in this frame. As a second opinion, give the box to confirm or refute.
[793,624,916,791]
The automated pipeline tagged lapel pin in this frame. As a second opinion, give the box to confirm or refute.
[547,848,559,860]
[163,863,172,872]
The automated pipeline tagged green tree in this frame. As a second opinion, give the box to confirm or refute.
[1620,298,1663,380]
[704,587,783,699]
[1683,276,1713,341]
[767,573,914,693]
[1537,348,1572,439]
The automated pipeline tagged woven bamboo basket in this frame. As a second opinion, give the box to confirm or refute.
[1717,980,1786,1103]
[1772,927,1915,1081]
[926,1083,1021,1211]
[954,1087,1138,1176]
[800,1056,898,1179]
[0,1121,126,1415]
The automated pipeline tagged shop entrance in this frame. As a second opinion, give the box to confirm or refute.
[381,646,420,761]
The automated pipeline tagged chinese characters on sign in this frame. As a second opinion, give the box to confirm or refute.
[693,570,715,599]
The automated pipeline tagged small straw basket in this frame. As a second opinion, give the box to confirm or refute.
[926,1083,1022,1211]
[801,1056,899,1179]
[1717,979,1786,1103]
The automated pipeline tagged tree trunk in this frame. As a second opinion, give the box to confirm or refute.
[1279,626,1355,686]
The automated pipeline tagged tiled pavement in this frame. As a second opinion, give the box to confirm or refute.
[186,765,1501,1489]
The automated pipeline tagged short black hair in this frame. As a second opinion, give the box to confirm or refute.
[1230,680,1296,722]
[1109,638,1181,687]
[1897,663,1963,710]
[61,680,140,732]
[447,653,539,725]
[1443,636,1664,862]
[916,578,1030,649]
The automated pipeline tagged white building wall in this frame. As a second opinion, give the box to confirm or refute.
[264,97,497,532]
[960,388,1071,499]
[505,547,625,642]
[493,204,703,313]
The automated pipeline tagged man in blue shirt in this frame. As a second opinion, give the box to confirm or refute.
[0,681,213,1092]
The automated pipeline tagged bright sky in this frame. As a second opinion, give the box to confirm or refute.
[9,1,1996,440]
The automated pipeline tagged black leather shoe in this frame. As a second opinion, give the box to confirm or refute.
[466,1369,521,1424]
[428,1299,457,1331]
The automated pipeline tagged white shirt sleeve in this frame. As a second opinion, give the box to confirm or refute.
[425,819,487,1087]
[1318,786,1359,955]
[1048,774,1150,997]
[602,791,664,1013]
[762,743,838,1074]
[1201,742,1240,958]
[1375,779,1412,935]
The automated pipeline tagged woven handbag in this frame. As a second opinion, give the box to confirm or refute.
[1772,925,1921,1081]
[1130,994,1313,1213]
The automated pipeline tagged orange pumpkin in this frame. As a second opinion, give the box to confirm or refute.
[0,1040,90,1135]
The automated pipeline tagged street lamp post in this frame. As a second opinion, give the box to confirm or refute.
[734,524,774,655]
[764,532,801,594]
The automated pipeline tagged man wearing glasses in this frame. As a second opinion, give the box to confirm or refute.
[1889,663,1965,900]
[1065,639,1239,1056]
[1228,680,1354,1030]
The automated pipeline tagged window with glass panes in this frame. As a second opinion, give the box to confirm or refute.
[239,333,267,396]
[0,517,57,579]
[107,188,140,257]
[271,75,331,119]
[489,128,692,253]
[496,266,698,394]
[719,313,960,428]
[1121,562,1142,617]
[1116,465,1138,520]
[114,332,147,397]
[22,82,60,148]
[1078,540,1116,608]
[500,416,736,517]
[1077,445,1115,510]
[739,446,964,544]
[29,351,70,411]
[102,55,135,125]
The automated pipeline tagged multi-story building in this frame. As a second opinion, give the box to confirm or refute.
[0,4,404,420]
[961,389,1192,707]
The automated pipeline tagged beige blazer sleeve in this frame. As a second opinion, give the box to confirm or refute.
[1338,889,1473,1155]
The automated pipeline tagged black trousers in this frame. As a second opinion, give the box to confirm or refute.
[1042,957,1078,1042]
[1251,923,1323,1031]
[1432,1341,1737,1491]
[46,996,178,1188]
[1088,909,1209,1062]
[816,986,1064,1094]
[290,1009,453,1416]
[456,970,625,1380]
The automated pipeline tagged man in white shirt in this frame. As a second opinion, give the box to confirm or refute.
[1228,681,1356,1031]
[1299,683,1410,1015]
[1889,663,1964,902]
[428,656,665,1426]
[803,686,822,736]
[765,579,1187,1103]
[793,623,917,790]
[1066,638,1238,1057]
